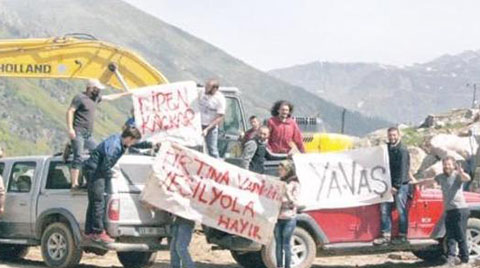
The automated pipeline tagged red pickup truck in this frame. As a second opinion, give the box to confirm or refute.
[224,186,480,268]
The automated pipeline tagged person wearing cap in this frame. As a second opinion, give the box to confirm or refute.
[66,79,132,191]
[275,160,300,268]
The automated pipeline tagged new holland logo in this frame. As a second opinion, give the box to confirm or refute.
[0,64,52,74]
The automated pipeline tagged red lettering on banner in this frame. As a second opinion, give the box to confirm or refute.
[217,215,262,240]
[136,87,195,135]
[244,201,255,218]
[238,175,282,202]
[194,158,230,185]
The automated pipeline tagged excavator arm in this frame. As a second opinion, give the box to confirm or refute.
[0,35,168,90]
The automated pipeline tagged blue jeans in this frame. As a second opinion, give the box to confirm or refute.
[203,126,219,158]
[380,184,409,236]
[170,217,195,268]
[275,218,296,268]
[71,129,96,169]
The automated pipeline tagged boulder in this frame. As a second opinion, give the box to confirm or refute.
[408,146,427,175]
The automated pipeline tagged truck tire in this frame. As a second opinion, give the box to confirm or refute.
[41,222,82,268]
[0,245,29,260]
[261,227,316,268]
[117,251,157,268]
[230,250,266,268]
[466,217,480,259]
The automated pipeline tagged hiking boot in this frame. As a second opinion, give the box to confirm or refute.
[91,231,114,244]
[373,236,390,246]
[447,256,461,266]
[391,236,409,245]
[95,231,115,244]
[62,143,71,163]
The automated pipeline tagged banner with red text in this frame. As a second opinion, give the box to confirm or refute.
[140,142,285,244]
[132,81,202,146]
[293,145,392,210]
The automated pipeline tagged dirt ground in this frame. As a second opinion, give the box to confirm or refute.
[0,233,475,268]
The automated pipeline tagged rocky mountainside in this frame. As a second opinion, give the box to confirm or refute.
[0,0,388,156]
[269,51,480,124]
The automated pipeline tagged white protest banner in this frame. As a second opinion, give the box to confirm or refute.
[132,81,202,146]
[293,145,392,210]
[140,142,285,245]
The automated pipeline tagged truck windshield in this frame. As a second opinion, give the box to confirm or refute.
[219,96,245,136]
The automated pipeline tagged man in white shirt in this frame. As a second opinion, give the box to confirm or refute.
[199,79,226,158]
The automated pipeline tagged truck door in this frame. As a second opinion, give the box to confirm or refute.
[218,96,246,159]
[1,161,37,238]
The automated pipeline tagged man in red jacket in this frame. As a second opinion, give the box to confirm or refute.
[267,100,305,154]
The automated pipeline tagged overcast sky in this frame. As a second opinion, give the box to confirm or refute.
[123,0,480,71]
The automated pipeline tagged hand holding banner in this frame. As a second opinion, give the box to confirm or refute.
[141,142,285,245]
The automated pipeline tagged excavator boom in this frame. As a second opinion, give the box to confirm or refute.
[0,36,168,89]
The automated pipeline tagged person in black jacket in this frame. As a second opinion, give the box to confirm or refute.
[374,127,411,246]
[83,127,156,243]
[241,126,285,174]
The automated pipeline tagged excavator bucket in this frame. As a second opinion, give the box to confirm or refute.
[0,36,168,90]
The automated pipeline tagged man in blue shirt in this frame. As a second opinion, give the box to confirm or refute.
[83,126,146,243]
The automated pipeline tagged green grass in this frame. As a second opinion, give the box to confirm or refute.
[401,127,424,147]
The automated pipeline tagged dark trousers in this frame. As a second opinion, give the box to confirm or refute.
[85,174,109,235]
[446,208,470,262]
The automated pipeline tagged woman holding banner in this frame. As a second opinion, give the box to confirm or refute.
[275,160,300,268]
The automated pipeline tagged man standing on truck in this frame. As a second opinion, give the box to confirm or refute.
[83,126,148,243]
[374,127,411,246]
[199,79,225,158]
[66,79,132,191]
[267,100,305,155]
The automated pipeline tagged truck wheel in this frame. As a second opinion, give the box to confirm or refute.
[466,218,480,259]
[41,222,82,268]
[261,227,316,268]
[230,250,266,268]
[0,245,29,260]
[117,251,157,268]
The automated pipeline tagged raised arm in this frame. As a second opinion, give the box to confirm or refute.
[102,91,132,101]
[457,164,472,182]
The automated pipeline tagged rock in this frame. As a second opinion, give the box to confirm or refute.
[408,146,427,175]
[419,114,436,128]
[422,161,443,178]
[417,154,439,177]
[428,134,471,160]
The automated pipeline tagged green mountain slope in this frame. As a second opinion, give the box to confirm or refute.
[0,0,388,156]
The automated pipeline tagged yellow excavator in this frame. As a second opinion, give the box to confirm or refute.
[0,33,168,90]
[0,34,353,154]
